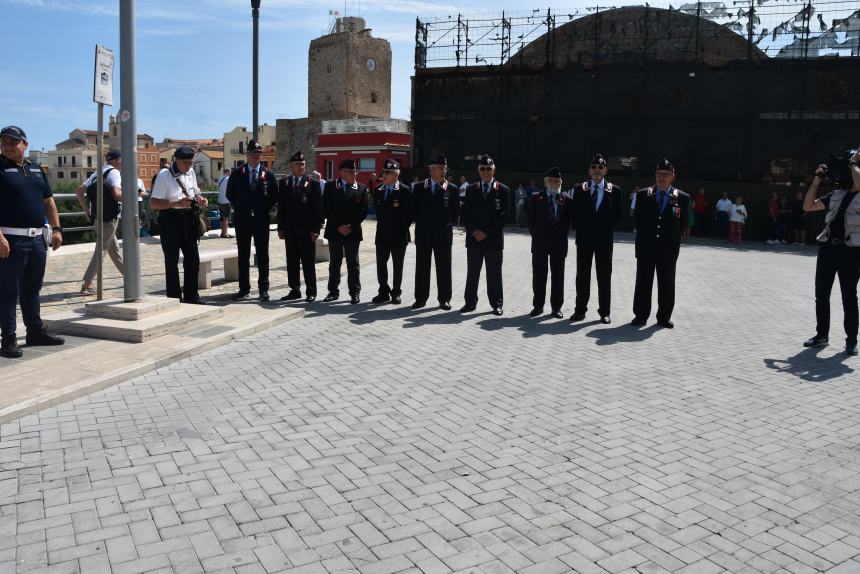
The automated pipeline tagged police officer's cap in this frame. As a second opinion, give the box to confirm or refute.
[383,158,400,171]
[544,166,562,179]
[339,158,357,170]
[174,146,195,160]
[247,140,263,153]
[290,150,304,162]
[591,154,606,167]
[429,153,447,167]
[0,126,27,142]
[106,149,121,161]
[478,154,495,167]
[656,158,675,173]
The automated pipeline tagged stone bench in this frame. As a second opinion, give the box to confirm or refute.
[181,247,254,290]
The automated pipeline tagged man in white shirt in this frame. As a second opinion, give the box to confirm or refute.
[216,168,232,238]
[715,192,733,238]
[137,177,149,236]
[150,146,209,304]
[75,149,123,295]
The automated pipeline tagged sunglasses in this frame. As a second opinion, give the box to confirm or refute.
[478,166,494,171]
[590,164,606,170]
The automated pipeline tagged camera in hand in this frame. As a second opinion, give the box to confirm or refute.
[820,149,858,189]
[189,196,202,215]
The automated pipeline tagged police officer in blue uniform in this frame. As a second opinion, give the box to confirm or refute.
[411,153,459,310]
[0,126,65,358]
[227,140,278,302]
[527,167,573,318]
[276,150,323,302]
[372,159,413,305]
[631,159,689,328]
[462,154,509,315]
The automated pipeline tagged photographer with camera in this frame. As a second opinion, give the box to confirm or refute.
[150,146,209,304]
[802,149,860,356]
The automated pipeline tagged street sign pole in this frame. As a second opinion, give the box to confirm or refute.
[93,45,114,301]
[120,0,141,301]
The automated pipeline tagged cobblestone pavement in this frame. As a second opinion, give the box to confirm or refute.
[2,231,859,574]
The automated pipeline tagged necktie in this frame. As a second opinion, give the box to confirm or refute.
[550,194,557,222]
[293,176,298,189]
[483,183,489,197]
[250,167,258,188]
[385,186,392,201]
[591,185,598,210]
[658,190,666,212]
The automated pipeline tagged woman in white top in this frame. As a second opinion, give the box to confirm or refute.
[728,196,748,246]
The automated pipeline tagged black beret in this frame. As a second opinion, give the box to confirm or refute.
[383,158,400,171]
[247,140,263,153]
[478,154,495,167]
[174,146,195,160]
[339,158,357,170]
[429,153,447,167]
[290,150,304,162]
[544,166,562,179]
[0,125,26,141]
[656,158,675,173]
[591,154,606,166]
[106,149,121,161]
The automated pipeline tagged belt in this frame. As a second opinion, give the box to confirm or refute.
[0,226,44,237]
[830,238,845,246]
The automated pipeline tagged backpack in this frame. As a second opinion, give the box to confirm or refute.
[86,167,121,222]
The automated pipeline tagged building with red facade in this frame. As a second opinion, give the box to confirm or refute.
[315,118,411,187]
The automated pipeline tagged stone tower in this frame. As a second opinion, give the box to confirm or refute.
[307,17,392,119]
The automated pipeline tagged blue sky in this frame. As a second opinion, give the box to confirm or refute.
[3,0,554,151]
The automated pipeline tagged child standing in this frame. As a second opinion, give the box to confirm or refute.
[729,196,748,246]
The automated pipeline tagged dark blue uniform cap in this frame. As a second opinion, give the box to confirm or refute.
[383,158,400,171]
[544,166,562,179]
[478,154,495,167]
[591,154,606,166]
[290,150,304,162]
[174,146,195,160]
[106,149,121,161]
[247,140,263,153]
[428,153,447,167]
[656,158,675,173]
[339,158,357,170]
[0,126,27,141]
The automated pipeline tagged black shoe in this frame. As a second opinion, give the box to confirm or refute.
[372,294,390,304]
[600,316,611,324]
[459,304,476,313]
[658,320,674,329]
[185,296,206,305]
[630,317,647,326]
[323,292,339,302]
[232,290,250,300]
[803,335,829,348]
[551,310,564,319]
[492,307,503,316]
[439,301,451,311]
[411,300,426,309]
[846,342,859,356]
[1,337,22,359]
[305,295,316,302]
[259,291,270,302]
[391,296,402,305]
[25,331,65,346]
[350,295,360,304]
[529,307,543,317]
[280,290,302,301]
[569,311,586,322]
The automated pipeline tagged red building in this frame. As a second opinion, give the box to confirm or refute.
[315,119,411,187]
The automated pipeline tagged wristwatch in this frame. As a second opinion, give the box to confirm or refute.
[53,226,63,233]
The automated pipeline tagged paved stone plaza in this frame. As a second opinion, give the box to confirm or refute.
[1,231,859,574]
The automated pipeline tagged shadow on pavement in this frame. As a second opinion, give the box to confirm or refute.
[586,322,662,345]
[403,309,493,328]
[764,346,855,383]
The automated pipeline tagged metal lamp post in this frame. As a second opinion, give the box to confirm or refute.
[251,0,260,141]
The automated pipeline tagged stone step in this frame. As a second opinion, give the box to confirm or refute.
[43,303,222,343]
[84,296,180,321]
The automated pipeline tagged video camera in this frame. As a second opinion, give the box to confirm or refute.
[818,148,859,189]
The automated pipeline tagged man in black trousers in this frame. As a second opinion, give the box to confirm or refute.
[372,159,413,305]
[412,153,459,310]
[632,159,689,328]
[276,150,322,302]
[227,140,278,301]
[462,154,509,316]
[527,167,573,319]
[570,154,622,324]
[323,159,368,304]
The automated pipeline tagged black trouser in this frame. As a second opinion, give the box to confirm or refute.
[285,231,316,296]
[532,250,565,311]
[414,241,452,304]
[815,243,860,345]
[236,219,269,292]
[716,212,729,237]
[465,246,503,308]
[633,254,677,322]
[575,243,613,317]
[328,240,360,296]
[159,210,200,301]
[0,235,47,339]
[376,241,407,297]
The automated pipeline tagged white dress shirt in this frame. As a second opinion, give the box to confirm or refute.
[151,166,201,208]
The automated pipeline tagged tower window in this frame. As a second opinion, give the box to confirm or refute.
[371,92,378,103]
[327,63,332,73]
